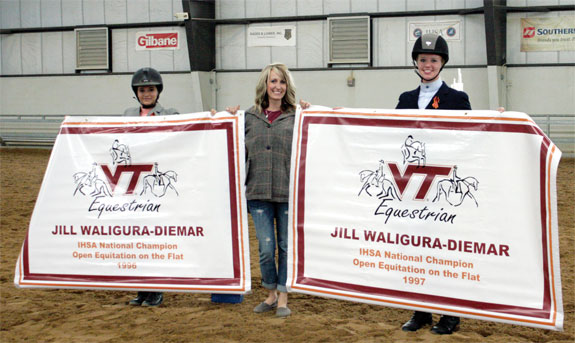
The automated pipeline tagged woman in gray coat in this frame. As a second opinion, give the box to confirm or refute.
[226,63,309,317]
[233,63,311,318]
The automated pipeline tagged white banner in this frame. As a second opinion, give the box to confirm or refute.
[408,21,461,41]
[287,107,563,330]
[521,16,575,52]
[247,26,296,47]
[15,112,250,294]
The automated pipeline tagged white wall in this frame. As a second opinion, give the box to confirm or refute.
[216,14,488,70]
[215,67,490,110]
[1,0,574,118]
[212,0,574,115]
[215,0,484,19]
[0,0,184,29]
[0,73,207,115]
[1,65,572,117]
[0,26,190,75]
[0,0,190,75]
[506,66,575,114]
[215,4,575,71]
[215,65,575,115]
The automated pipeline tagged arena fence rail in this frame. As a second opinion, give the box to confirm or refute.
[531,114,575,157]
[0,114,103,148]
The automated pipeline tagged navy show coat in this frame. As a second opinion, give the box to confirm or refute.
[396,81,471,110]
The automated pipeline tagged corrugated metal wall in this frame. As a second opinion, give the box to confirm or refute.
[0,0,189,75]
[0,0,573,117]
[214,0,574,70]
[2,0,573,75]
[215,0,487,69]
[0,0,182,28]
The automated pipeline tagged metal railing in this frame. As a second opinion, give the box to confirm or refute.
[1,114,574,156]
[531,114,575,157]
[0,114,107,147]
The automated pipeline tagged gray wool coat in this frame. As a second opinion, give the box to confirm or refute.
[244,105,296,202]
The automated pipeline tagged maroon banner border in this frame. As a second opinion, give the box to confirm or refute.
[20,120,243,288]
[293,114,553,319]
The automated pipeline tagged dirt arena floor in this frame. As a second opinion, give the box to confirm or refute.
[1,148,573,343]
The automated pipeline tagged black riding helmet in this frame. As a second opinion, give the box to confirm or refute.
[412,33,449,63]
[411,33,449,81]
[131,67,164,96]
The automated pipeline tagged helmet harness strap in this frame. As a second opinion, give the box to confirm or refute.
[138,92,160,109]
[412,59,445,82]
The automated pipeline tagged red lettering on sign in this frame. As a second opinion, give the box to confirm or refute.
[137,32,179,49]
[387,163,452,200]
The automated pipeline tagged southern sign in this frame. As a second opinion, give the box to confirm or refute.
[287,107,563,330]
[521,16,575,52]
[14,112,250,294]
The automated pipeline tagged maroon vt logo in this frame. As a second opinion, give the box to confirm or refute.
[73,140,179,198]
[359,161,452,202]
[358,135,480,216]
[100,164,154,195]
[386,163,452,200]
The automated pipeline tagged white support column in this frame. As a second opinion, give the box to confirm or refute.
[189,71,217,112]
[487,65,507,110]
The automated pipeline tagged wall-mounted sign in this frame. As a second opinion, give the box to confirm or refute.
[136,31,179,50]
[247,26,296,47]
[521,16,575,52]
[408,21,461,41]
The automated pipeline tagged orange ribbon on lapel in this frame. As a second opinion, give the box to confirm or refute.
[432,96,440,109]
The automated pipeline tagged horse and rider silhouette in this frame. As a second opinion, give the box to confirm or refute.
[433,166,479,207]
[73,163,112,197]
[359,159,400,201]
[140,163,178,197]
[110,139,131,165]
[359,160,403,215]
[401,135,426,167]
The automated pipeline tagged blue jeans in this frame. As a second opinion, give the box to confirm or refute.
[247,200,288,293]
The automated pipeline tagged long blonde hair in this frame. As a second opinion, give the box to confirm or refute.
[254,63,296,113]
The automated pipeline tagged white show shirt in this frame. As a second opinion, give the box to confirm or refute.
[418,78,443,110]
